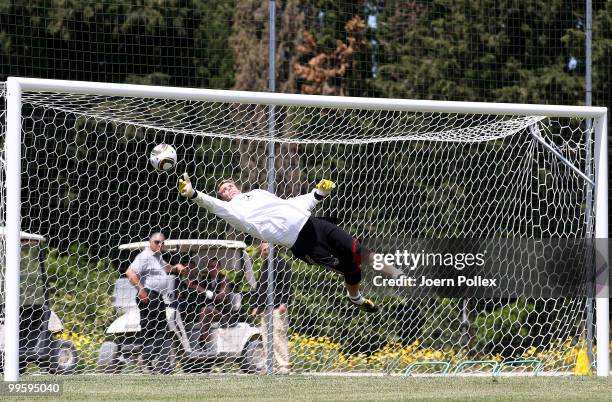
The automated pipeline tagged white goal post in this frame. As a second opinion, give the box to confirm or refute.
[1,77,609,380]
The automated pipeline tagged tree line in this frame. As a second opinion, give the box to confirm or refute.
[1,0,609,105]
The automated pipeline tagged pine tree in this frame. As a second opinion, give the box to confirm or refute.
[373,0,586,104]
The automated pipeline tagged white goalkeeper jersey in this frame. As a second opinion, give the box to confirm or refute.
[193,189,321,248]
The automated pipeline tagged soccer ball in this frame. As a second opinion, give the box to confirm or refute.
[149,144,177,171]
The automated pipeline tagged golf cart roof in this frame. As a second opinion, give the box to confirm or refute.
[118,239,247,252]
[0,227,46,242]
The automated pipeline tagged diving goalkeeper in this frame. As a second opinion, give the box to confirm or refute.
[178,174,378,313]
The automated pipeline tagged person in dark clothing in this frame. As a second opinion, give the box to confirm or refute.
[250,241,292,374]
[177,261,209,324]
[178,257,234,342]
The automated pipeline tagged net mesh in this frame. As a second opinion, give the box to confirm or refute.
[1,82,6,333]
[0,88,599,375]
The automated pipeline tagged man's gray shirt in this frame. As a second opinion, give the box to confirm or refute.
[130,248,170,293]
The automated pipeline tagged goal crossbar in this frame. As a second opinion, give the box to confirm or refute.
[8,77,608,117]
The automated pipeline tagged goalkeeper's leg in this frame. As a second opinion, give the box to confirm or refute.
[291,217,378,313]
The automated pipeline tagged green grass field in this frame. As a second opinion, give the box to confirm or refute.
[8,375,612,401]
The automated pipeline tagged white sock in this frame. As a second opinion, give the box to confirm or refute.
[348,291,364,305]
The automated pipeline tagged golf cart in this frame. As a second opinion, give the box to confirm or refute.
[98,239,265,374]
[0,228,78,374]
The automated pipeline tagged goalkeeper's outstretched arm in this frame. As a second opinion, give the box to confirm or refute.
[178,173,244,225]
[286,179,336,211]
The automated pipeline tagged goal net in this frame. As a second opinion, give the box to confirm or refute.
[0,78,608,377]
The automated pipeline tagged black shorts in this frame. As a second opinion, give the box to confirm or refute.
[290,217,363,285]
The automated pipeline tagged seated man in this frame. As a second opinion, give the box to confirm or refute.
[177,261,208,324]
[177,257,235,342]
